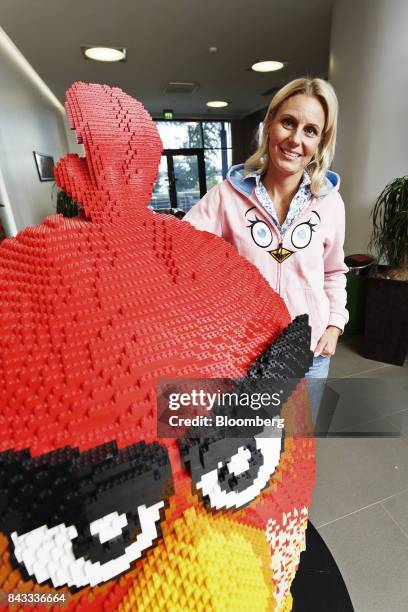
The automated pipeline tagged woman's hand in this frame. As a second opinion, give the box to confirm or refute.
[314,326,341,357]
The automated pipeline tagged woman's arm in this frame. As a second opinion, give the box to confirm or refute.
[315,193,349,356]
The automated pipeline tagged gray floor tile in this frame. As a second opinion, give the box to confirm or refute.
[339,415,402,435]
[310,334,408,610]
[318,504,408,612]
[329,335,392,377]
[320,379,405,431]
[349,363,408,382]
[309,437,408,527]
[382,489,408,536]
[388,409,408,435]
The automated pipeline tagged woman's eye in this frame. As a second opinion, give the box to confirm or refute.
[248,218,273,248]
[305,126,318,136]
[291,222,315,249]
[281,118,294,128]
[180,427,283,511]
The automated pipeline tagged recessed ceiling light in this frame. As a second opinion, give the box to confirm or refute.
[251,60,284,72]
[82,47,126,62]
[206,100,229,108]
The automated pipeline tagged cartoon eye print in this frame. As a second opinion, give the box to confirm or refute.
[180,425,283,511]
[245,207,274,248]
[291,211,321,250]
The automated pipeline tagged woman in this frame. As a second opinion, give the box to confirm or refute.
[184,77,349,421]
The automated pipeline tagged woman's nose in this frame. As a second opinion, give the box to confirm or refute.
[287,127,302,146]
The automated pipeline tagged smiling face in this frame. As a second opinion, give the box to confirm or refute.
[267,93,326,180]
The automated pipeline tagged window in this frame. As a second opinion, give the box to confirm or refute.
[149,121,232,213]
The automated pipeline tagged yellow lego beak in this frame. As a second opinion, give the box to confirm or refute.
[119,506,281,611]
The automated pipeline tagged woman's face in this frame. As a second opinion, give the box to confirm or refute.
[267,93,325,178]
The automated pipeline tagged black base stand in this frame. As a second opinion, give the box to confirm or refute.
[291,521,354,611]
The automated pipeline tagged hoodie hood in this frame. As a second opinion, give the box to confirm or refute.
[227,164,340,198]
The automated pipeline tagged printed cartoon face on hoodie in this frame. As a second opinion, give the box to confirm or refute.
[0,83,315,611]
[245,204,322,263]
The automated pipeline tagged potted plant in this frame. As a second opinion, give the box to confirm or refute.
[364,176,408,365]
[56,189,79,217]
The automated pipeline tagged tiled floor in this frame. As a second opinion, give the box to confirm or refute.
[309,335,408,611]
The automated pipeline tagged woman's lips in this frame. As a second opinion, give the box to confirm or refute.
[279,147,301,160]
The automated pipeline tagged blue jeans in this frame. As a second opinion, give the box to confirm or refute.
[305,355,331,425]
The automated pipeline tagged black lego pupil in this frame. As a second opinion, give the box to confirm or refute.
[179,435,264,499]
[72,511,142,564]
[216,442,264,496]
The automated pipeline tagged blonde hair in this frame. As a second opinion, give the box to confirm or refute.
[244,77,338,196]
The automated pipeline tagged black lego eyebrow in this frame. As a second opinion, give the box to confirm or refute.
[0,440,173,537]
[245,206,257,218]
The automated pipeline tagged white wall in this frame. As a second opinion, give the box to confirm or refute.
[330,0,408,256]
[0,28,69,234]
[64,114,85,157]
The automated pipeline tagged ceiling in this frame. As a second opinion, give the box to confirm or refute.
[0,0,334,120]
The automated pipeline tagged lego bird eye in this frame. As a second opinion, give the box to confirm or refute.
[11,501,165,588]
[180,426,283,511]
[0,441,174,589]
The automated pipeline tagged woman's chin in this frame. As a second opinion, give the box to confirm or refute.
[272,161,305,177]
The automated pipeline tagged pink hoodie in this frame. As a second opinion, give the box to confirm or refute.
[184,165,349,350]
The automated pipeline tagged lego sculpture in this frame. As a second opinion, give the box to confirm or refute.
[0,83,315,611]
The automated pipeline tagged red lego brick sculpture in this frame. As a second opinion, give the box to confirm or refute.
[0,83,315,611]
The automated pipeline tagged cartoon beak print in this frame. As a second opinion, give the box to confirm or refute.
[0,83,315,612]
[269,245,294,263]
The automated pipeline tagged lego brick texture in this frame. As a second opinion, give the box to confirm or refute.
[0,82,315,611]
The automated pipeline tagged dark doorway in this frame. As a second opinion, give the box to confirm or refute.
[150,148,206,213]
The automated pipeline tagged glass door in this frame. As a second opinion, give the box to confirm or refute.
[150,149,206,213]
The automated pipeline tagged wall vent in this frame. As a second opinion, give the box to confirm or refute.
[164,81,198,94]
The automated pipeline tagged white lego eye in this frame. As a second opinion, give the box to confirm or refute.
[195,427,283,511]
[11,502,164,589]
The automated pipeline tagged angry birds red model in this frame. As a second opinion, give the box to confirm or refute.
[0,83,315,611]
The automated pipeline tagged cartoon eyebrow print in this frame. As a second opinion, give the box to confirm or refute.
[311,210,321,222]
[246,213,265,228]
[244,206,257,218]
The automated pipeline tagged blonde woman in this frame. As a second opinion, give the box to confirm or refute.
[184,78,349,420]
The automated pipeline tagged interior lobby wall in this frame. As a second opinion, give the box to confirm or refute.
[0,29,69,234]
[231,108,265,166]
[330,0,408,257]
